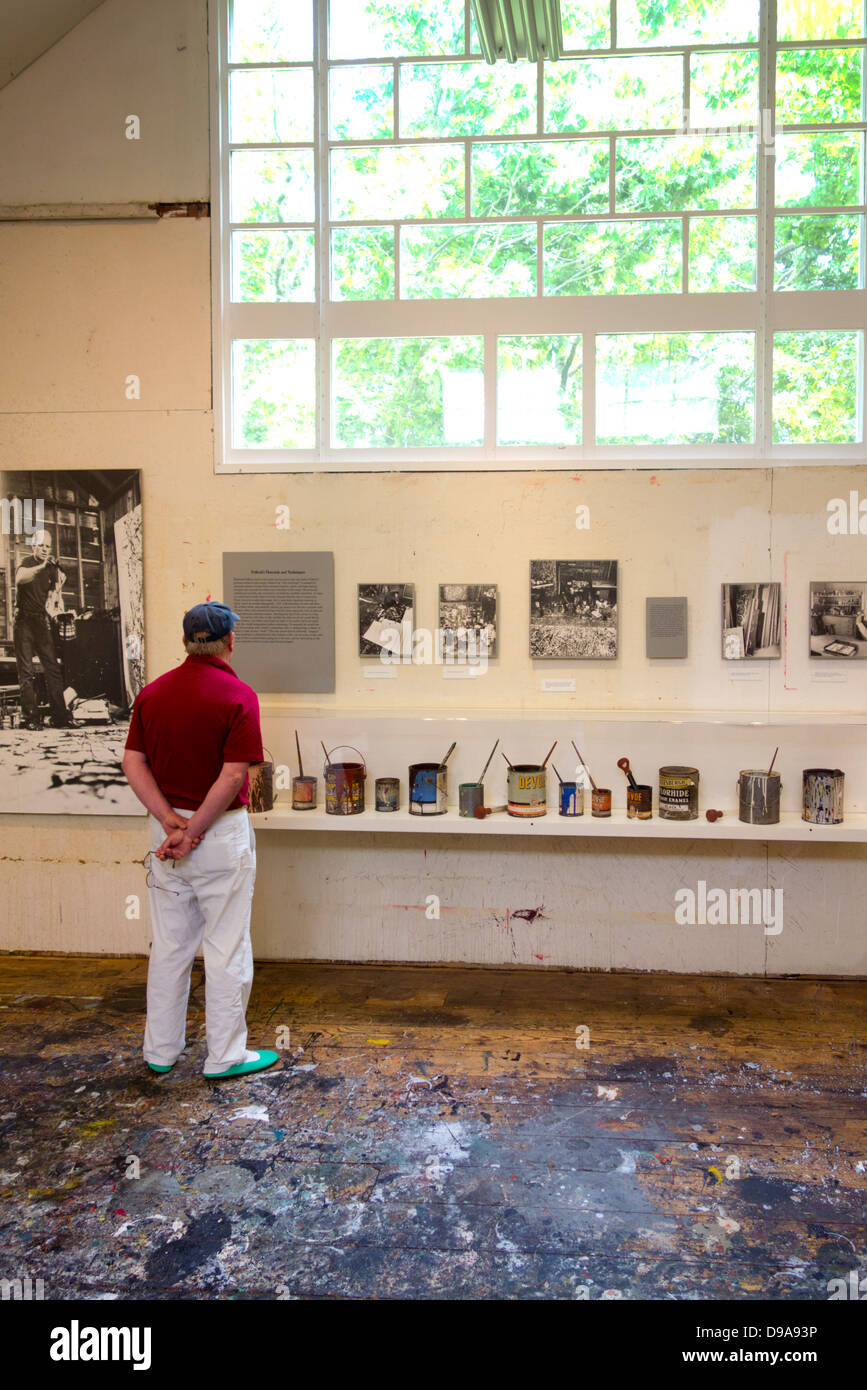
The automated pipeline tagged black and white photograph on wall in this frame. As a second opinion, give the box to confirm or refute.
[0,470,144,814]
[810,581,867,658]
[358,582,414,658]
[722,582,782,660]
[529,560,618,659]
[439,583,498,660]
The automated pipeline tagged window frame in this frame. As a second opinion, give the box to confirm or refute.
[209,0,867,471]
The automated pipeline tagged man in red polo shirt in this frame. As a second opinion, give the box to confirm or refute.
[122,601,278,1080]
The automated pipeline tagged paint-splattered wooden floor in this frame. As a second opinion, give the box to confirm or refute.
[0,956,864,1300]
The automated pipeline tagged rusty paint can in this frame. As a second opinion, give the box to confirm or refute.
[627,784,653,819]
[591,787,612,817]
[324,745,366,815]
[802,768,844,824]
[738,769,781,825]
[459,782,484,817]
[375,776,400,812]
[658,765,699,821]
[247,760,274,814]
[292,775,317,810]
[409,762,447,815]
[507,764,547,817]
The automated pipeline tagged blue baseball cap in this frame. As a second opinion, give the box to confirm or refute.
[183,601,239,642]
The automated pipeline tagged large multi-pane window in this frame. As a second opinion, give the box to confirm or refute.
[210,0,867,468]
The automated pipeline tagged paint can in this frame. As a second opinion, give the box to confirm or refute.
[626,784,653,819]
[247,759,274,814]
[375,776,400,812]
[591,787,612,818]
[292,775,317,810]
[737,769,781,825]
[559,781,583,816]
[409,762,447,815]
[507,764,547,817]
[459,782,484,817]
[658,765,699,821]
[802,768,844,825]
[324,745,366,815]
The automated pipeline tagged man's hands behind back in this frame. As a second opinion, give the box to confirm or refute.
[156,811,203,860]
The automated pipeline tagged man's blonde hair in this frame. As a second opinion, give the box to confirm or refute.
[184,632,231,657]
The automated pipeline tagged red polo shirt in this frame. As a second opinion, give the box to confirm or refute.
[124,654,264,810]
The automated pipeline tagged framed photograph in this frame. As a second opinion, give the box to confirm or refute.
[0,469,144,814]
[358,582,414,658]
[722,582,782,660]
[809,581,867,659]
[529,560,618,659]
[439,583,498,661]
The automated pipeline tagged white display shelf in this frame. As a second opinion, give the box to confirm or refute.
[260,704,867,726]
[251,805,867,843]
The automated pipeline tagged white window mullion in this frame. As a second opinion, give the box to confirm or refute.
[758,0,777,455]
[485,332,497,451]
[316,0,330,453]
[211,0,232,464]
[608,133,616,214]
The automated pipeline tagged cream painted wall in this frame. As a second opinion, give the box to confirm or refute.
[0,0,865,974]
[0,0,207,206]
[0,0,108,89]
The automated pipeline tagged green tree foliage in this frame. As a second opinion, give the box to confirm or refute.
[773,331,860,441]
[231,0,864,447]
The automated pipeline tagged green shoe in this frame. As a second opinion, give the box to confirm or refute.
[205,1049,279,1079]
[147,1062,174,1074]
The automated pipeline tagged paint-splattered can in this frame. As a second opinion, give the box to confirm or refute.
[292,775,317,810]
[627,784,653,819]
[375,776,399,812]
[247,760,274,814]
[559,781,583,816]
[324,746,366,815]
[591,787,612,818]
[409,762,447,815]
[738,769,781,825]
[459,782,484,817]
[507,764,547,817]
[658,765,699,821]
[802,768,844,824]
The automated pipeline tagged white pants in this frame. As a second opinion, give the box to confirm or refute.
[143,806,256,1074]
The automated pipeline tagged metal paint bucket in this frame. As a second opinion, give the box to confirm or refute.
[559,781,583,816]
[247,760,274,814]
[592,787,612,818]
[738,769,781,825]
[658,765,699,821]
[802,768,844,824]
[409,762,447,815]
[627,784,653,819]
[459,782,484,817]
[292,775,317,810]
[375,776,400,812]
[507,764,547,817]
[325,745,366,815]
